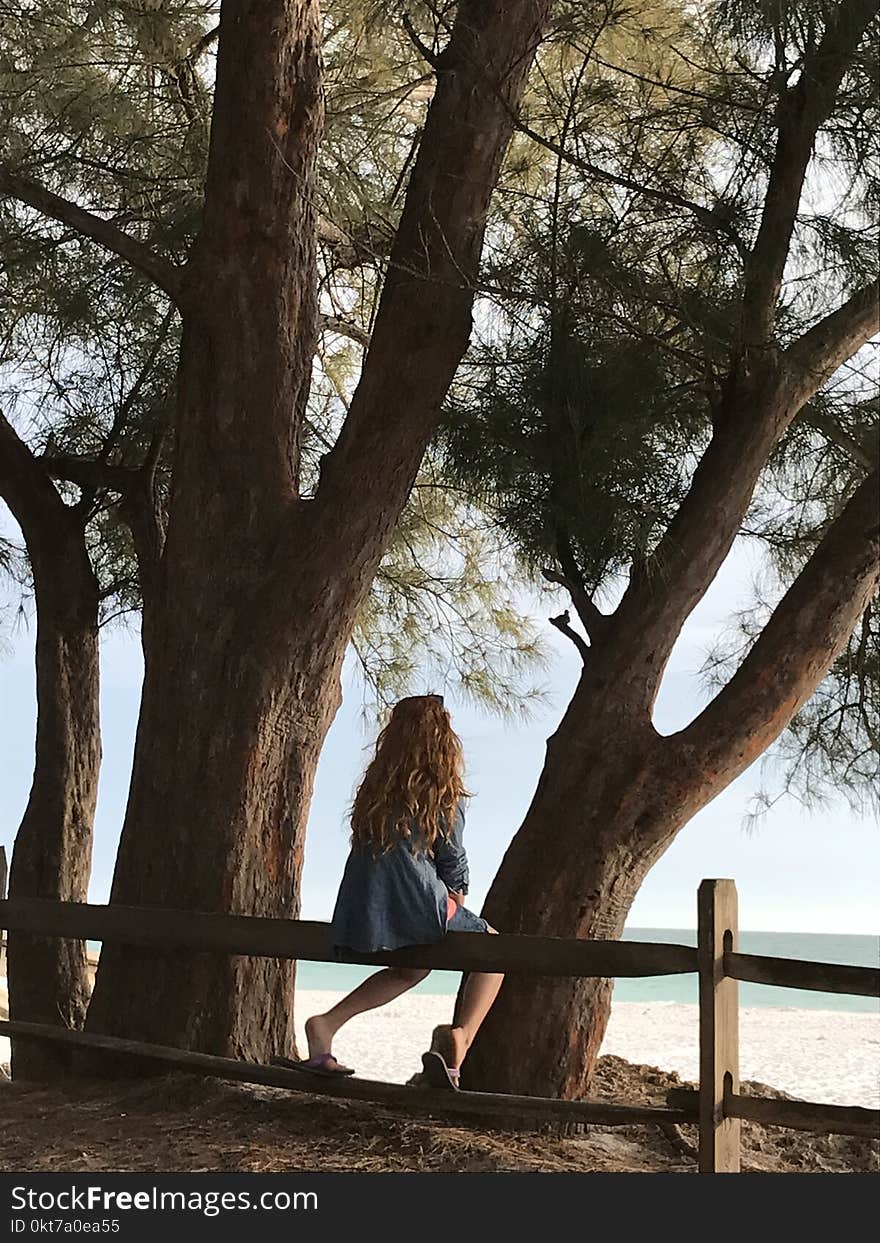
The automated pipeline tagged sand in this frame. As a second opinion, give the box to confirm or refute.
[3,976,876,1108]
[290,989,880,1108]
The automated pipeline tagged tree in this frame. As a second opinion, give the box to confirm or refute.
[1,0,552,1064]
[708,397,879,820]
[0,411,100,1080]
[0,0,554,1078]
[439,0,879,1098]
[0,198,178,1074]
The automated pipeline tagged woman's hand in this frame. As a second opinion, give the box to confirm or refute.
[448,889,465,908]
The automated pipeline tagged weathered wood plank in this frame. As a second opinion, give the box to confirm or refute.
[730,1093,879,1138]
[0,1019,698,1127]
[668,1087,879,1140]
[724,951,879,998]
[0,898,697,978]
[725,1090,880,1140]
[698,879,741,1173]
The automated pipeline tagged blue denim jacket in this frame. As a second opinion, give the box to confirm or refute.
[330,801,469,953]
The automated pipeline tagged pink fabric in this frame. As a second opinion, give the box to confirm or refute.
[446,894,457,923]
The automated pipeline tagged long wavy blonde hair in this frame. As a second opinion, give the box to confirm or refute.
[350,695,470,856]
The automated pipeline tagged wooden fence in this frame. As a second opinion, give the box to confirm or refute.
[0,857,877,1172]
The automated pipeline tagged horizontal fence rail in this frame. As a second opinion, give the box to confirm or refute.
[0,1019,698,1128]
[0,898,698,979]
[2,898,876,999]
[724,951,879,998]
[667,1087,879,1141]
[2,883,878,1167]
[725,1090,880,1140]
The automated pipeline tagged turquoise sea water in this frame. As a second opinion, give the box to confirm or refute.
[292,928,880,1014]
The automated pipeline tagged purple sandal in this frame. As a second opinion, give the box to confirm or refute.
[271,1052,356,1078]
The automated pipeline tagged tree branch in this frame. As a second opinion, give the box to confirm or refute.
[741,0,879,343]
[43,453,167,569]
[542,527,610,643]
[801,409,877,472]
[42,454,134,494]
[667,469,879,810]
[169,0,324,505]
[784,281,880,411]
[401,10,442,68]
[0,415,98,687]
[319,314,371,349]
[184,24,220,65]
[549,609,590,662]
[605,274,876,708]
[543,567,607,640]
[43,452,167,645]
[0,169,184,303]
[0,410,70,542]
[308,0,551,572]
[515,119,749,259]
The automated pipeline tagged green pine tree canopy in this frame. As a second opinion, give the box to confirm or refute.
[439,0,878,806]
[0,1,877,800]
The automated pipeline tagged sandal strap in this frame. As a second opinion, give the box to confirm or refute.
[302,1052,335,1067]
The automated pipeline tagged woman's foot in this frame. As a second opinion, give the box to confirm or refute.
[450,1025,471,1068]
[431,1022,473,1068]
[304,1014,344,1068]
[304,1013,335,1056]
[421,1023,470,1089]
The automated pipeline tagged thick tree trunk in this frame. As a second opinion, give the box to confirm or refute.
[0,414,101,1081]
[464,472,879,1099]
[84,595,346,1057]
[85,0,327,1060]
[460,665,672,1098]
[462,3,879,1103]
[85,0,550,1061]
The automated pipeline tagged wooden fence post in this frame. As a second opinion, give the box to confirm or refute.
[697,878,740,1173]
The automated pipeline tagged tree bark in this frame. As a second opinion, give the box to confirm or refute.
[740,0,879,343]
[460,661,668,1097]
[467,2,879,1105]
[0,415,101,1082]
[41,452,168,665]
[463,472,879,1099]
[84,0,550,1061]
[607,279,878,716]
[83,0,328,1060]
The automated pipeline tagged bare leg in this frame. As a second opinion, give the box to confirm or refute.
[305,967,430,1064]
[450,926,503,1069]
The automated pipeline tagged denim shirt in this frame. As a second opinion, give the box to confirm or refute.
[330,800,469,953]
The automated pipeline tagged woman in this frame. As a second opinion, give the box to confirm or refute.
[279,694,503,1090]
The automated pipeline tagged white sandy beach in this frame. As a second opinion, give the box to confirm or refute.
[290,990,880,1108]
[2,976,877,1108]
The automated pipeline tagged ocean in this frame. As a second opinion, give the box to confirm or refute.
[81,928,877,1012]
[292,928,880,1013]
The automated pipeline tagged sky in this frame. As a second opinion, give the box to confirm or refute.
[1,517,877,936]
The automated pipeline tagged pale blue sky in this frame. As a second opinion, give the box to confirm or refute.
[1,515,877,935]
